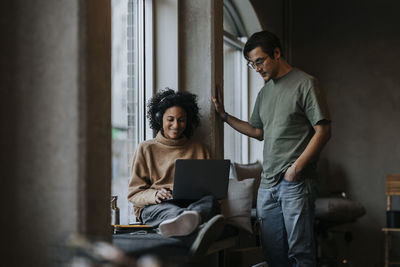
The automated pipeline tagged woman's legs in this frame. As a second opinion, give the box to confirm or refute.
[141,202,184,226]
[187,195,220,223]
[141,195,220,226]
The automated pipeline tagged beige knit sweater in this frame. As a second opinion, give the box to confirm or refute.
[128,132,210,219]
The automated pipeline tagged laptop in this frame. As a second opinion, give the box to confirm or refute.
[168,159,230,201]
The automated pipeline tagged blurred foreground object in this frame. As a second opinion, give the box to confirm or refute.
[67,233,161,267]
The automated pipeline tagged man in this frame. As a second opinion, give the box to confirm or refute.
[212,31,331,266]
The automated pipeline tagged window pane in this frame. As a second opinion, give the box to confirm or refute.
[111,0,140,225]
[223,42,244,163]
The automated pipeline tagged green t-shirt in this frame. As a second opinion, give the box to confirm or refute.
[249,68,331,188]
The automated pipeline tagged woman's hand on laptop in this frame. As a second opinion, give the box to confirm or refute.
[155,188,173,203]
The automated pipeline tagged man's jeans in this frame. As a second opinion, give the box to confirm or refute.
[256,178,316,267]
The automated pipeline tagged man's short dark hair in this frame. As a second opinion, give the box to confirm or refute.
[243,30,284,60]
[147,88,200,138]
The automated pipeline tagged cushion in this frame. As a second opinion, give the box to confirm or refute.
[221,178,255,233]
[233,161,263,207]
[315,197,366,223]
[229,162,238,179]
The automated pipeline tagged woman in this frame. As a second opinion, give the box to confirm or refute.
[128,89,223,241]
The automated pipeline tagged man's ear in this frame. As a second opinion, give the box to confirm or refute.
[273,48,281,60]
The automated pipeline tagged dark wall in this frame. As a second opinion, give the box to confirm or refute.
[0,0,17,264]
[249,0,284,39]
[251,0,400,266]
[291,1,400,265]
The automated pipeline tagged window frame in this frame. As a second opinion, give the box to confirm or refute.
[223,0,250,163]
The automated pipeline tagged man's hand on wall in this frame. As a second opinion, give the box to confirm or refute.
[212,84,226,118]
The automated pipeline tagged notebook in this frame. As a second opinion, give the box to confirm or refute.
[167,159,231,201]
[113,224,156,234]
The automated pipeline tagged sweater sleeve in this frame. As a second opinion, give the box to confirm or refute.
[127,144,157,208]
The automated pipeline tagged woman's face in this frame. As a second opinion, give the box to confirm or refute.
[162,106,187,139]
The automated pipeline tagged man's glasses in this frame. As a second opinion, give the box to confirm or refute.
[247,57,267,70]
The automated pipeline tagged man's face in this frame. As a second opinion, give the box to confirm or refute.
[247,46,279,82]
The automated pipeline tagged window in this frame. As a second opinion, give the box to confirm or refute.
[111,0,151,224]
[223,0,249,164]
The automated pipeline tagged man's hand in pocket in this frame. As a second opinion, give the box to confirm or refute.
[284,164,300,182]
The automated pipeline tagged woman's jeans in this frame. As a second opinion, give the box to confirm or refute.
[141,195,220,226]
[256,178,316,267]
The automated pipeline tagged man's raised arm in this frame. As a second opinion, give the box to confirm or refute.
[212,86,263,141]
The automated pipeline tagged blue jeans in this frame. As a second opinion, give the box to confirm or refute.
[256,178,316,267]
[141,195,220,226]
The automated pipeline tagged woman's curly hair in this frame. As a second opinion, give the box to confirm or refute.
[147,88,200,138]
